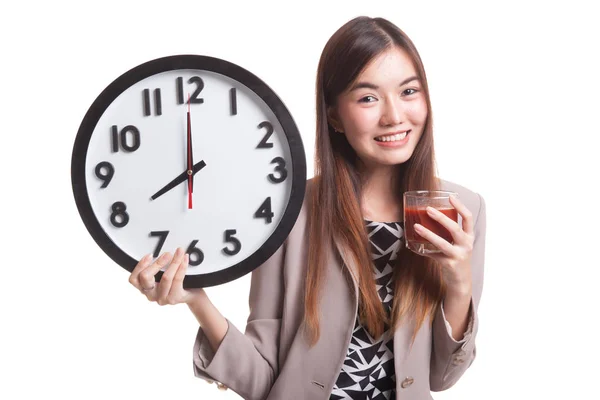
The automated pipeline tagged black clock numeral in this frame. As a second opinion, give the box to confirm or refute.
[143,88,162,116]
[95,161,114,188]
[111,125,140,153]
[255,197,274,224]
[222,229,242,256]
[268,157,288,183]
[230,88,237,116]
[186,240,204,266]
[110,201,129,228]
[150,230,169,258]
[256,121,274,149]
[176,76,205,105]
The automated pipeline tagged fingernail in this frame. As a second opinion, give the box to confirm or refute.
[427,207,436,214]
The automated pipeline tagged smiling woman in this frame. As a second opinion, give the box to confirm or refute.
[329,49,426,163]
[127,15,487,400]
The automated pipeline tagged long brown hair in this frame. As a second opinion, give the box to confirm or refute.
[304,16,444,347]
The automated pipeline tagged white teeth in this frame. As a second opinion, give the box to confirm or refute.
[375,131,408,142]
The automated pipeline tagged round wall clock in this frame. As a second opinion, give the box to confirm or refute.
[71,54,306,288]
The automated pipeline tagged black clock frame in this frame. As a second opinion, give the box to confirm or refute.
[71,54,306,288]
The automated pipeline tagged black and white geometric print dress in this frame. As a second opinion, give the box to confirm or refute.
[329,219,405,400]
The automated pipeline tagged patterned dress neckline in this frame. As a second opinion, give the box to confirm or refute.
[329,219,405,399]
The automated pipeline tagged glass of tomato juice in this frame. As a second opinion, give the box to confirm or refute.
[403,190,459,255]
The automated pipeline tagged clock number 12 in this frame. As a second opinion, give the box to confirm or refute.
[176,76,204,105]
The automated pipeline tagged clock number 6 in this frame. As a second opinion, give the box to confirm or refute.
[187,240,204,266]
[110,201,129,228]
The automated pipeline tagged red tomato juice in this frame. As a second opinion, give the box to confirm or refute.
[404,207,458,244]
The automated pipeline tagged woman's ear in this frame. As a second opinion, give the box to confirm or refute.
[327,107,344,133]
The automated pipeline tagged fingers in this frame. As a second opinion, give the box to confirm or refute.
[170,253,189,299]
[424,202,471,246]
[449,195,474,235]
[138,252,172,298]
[414,223,455,256]
[129,253,153,289]
[128,248,191,305]
[156,247,185,304]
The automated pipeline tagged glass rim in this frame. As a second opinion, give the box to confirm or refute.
[404,190,458,199]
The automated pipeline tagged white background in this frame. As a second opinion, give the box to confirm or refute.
[2,0,598,399]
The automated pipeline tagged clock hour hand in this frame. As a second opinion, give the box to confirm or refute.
[150,160,206,201]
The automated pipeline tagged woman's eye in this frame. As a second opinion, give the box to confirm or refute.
[403,88,418,96]
[359,95,376,103]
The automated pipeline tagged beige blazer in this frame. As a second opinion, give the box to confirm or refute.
[192,177,487,399]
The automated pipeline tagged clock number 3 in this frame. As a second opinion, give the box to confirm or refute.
[268,157,288,183]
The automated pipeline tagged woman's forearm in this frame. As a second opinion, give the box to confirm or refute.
[187,290,229,352]
[443,286,472,341]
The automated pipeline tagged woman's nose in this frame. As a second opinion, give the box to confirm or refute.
[380,96,403,126]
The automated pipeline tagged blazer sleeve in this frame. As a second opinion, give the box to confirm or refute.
[192,239,287,400]
[430,193,486,391]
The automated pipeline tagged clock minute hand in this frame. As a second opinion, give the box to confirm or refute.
[150,160,206,201]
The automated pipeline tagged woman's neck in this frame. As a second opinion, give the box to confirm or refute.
[360,166,403,222]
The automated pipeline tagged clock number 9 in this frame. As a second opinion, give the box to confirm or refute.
[268,157,288,183]
[95,161,114,188]
[110,201,129,228]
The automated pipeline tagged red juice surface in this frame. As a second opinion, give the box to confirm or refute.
[405,207,458,244]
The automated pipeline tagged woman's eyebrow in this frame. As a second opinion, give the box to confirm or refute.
[349,76,420,92]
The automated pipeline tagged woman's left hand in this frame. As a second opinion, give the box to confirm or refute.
[413,195,475,295]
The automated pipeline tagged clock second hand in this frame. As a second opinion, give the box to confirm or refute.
[187,93,193,209]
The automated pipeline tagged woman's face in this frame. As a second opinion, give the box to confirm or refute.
[329,46,428,170]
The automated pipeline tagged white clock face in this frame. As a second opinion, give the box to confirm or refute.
[74,58,305,286]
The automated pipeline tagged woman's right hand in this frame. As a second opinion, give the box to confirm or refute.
[129,247,205,306]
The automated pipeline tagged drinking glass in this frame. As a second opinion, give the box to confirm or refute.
[403,190,459,255]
